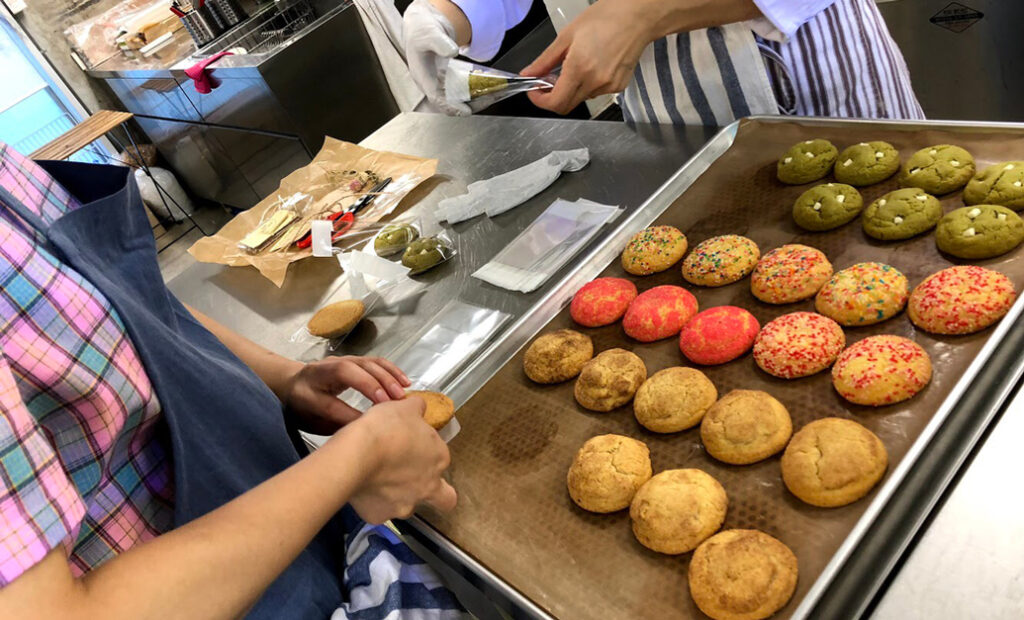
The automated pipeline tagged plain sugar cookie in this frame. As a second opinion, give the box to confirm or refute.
[567,434,653,513]
[688,530,798,620]
[630,469,727,554]
[781,418,887,507]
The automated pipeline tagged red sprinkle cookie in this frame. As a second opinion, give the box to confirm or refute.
[679,306,760,365]
[623,285,699,342]
[621,226,688,275]
[832,335,932,406]
[753,312,845,379]
[570,277,638,327]
[682,235,761,287]
[751,244,833,304]
[908,265,1016,335]
[815,262,908,327]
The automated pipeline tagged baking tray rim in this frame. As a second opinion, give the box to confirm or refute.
[407,115,1024,619]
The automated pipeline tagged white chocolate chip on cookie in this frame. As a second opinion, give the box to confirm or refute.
[1006,164,1016,171]
[910,168,920,175]
[968,208,982,218]
[784,157,792,164]
[805,151,815,158]
[875,152,884,158]
[963,227,976,237]
[843,159,853,167]
[998,213,1008,221]
[930,149,938,155]
[879,199,887,206]
[1016,181,1023,188]
[951,160,960,167]
[893,216,904,224]
[837,194,846,203]
[813,201,822,211]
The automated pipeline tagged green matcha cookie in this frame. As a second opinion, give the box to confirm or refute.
[935,205,1024,259]
[402,236,455,274]
[777,139,839,184]
[963,161,1024,210]
[374,223,419,256]
[834,141,900,186]
[792,183,864,231]
[898,144,975,195]
[862,188,943,241]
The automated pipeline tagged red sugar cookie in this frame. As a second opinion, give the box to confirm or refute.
[570,278,639,327]
[623,285,699,342]
[753,311,845,379]
[679,306,760,365]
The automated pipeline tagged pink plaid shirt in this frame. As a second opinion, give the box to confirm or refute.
[0,144,173,585]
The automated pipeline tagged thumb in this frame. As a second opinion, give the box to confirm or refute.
[521,33,569,78]
[423,30,459,58]
[424,479,458,512]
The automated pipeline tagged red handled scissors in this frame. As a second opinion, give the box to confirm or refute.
[296,177,392,249]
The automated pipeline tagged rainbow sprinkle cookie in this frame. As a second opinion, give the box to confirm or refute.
[908,265,1016,335]
[753,312,845,379]
[815,262,908,327]
[682,235,760,287]
[751,244,833,304]
[832,335,932,406]
[621,226,688,275]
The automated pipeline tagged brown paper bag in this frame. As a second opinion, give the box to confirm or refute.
[188,137,438,287]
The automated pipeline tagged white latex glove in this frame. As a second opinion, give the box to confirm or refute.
[403,0,470,116]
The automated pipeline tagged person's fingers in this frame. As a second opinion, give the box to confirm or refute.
[334,359,390,404]
[521,32,570,78]
[528,74,586,115]
[354,359,406,400]
[372,357,411,386]
[308,394,362,432]
[424,479,458,512]
[422,31,458,58]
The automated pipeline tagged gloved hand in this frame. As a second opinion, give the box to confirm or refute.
[403,0,470,116]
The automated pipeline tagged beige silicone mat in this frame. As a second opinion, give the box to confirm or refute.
[419,119,1024,619]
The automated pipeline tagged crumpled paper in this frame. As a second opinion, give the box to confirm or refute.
[188,137,437,287]
[436,148,590,224]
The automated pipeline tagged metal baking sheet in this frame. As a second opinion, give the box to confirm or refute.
[417,118,1024,619]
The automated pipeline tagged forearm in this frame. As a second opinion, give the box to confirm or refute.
[635,0,763,41]
[185,304,301,401]
[2,422,372,620]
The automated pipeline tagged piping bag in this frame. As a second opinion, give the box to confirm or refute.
[436,148,590,224]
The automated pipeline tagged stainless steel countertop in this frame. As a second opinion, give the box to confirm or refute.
[167,112,1023,617]
[168,113,715,367]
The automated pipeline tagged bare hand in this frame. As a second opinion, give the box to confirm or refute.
[521,0,658,115]
[347,397,457,524]
[283,356,411,434]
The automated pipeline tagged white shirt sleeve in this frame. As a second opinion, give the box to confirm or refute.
[748,0,839,42]
[451,0,533,61]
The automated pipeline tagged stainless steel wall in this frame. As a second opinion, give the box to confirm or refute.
[877,0,1024,122]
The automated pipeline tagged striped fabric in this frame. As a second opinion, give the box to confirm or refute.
[333,513,465,619]
[623,0,924,125]
[0,143,173,585]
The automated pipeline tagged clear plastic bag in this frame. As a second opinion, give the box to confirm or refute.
[289,250,427,350]
[400,231,458,275]
[473,198,623,293]
[335,300,513,441]
[372,218,422,257]
[445,59,557,112]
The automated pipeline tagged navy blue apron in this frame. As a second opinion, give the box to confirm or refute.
[1,161,345,619]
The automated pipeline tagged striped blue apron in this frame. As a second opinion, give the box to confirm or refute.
[620,0,924,126]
